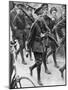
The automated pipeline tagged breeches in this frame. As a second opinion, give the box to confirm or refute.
[34,52,43,65]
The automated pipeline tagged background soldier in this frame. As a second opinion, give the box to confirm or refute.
[47,7,59,68]
[10,3,18,42]
[50,7,58,40]
[9,1,16,11]
[12,4,27,64]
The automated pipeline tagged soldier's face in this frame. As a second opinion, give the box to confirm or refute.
[20,10,23,15]
[42,9,48,15]
[17,9,23,15]
[52,11,57,18]
[17,9,20,14]
[43,9,48,15]
[15,5,18,9]
[42,6,48,15]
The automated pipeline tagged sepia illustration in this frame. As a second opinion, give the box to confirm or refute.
[9,1,66,89]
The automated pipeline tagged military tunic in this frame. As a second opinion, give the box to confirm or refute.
[13,13,26,48]
[28,15,53,53]
[28,15,53,83]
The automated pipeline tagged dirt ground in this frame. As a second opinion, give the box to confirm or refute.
[13,49,66,88]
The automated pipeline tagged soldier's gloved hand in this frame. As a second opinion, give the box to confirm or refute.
[40,33,45,37]
[52,25,57,32]
[14,26,17,30]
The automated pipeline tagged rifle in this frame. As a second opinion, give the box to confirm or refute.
[52,17,65,32]
[20,7,34,23]
[26,4,36,11]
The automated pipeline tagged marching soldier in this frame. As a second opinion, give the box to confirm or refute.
[11,4,27,65]
[27,4,54,85]
[35,4,59,68]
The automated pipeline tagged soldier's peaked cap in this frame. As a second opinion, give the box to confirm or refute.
[50,7,57,14]
[16,3,25,7]
[34,3,48,14]
[41,3,48,8]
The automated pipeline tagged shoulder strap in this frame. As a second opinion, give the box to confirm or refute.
[42,16,51,33]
